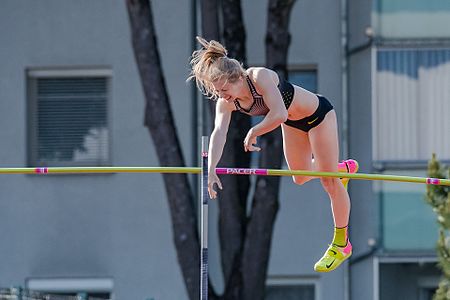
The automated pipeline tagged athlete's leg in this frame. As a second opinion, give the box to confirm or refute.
[281,124,316,185]
[307,110,353,272]
[308,110,350,227]
[282,122,357,187]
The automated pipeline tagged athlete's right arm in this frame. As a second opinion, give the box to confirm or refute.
[208,98,234,199]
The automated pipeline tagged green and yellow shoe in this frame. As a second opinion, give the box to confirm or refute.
[314,241,352,272]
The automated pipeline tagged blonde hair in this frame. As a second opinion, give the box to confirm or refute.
[188,36,246,99]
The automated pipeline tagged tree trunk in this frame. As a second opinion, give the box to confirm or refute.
[127,0,297,298]
[126,1,200,299]
[266,0,296,80]
[216,1,253,299]
[241,1,297,299]
[200,0,221,121]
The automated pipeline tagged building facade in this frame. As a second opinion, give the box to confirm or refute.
[348,0,450,299]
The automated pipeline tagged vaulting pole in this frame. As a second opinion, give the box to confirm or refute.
[200,136,209,300]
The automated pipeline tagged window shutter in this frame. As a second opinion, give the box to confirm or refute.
[375,48,450,161]
[29,75,110,166]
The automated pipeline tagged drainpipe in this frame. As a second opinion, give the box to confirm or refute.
[340,0,350,299]
[191,0,198,201]
[341,0,349,160]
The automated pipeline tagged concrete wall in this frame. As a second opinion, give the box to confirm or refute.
[0,0,192,299]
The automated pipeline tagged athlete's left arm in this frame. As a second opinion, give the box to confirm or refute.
[243,69,288,152]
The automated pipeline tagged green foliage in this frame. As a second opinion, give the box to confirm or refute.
[426,154,450,300]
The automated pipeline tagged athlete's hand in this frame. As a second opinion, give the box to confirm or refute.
[208,172,223,199]
[244,129,261,152]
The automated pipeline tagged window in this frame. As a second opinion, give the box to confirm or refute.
[418,276,440,300]
[44,292,111,299]
[25,278,113,300]
[379,263,440,300]
[289,68,318,93]
[0,289,111,300]
[28,69,111,167]
[265,277,318,300]
[374,48,450,162]
[373,0,450,38]
[378,169,438,251]
[266,285,315,300]
[419,288,436,300]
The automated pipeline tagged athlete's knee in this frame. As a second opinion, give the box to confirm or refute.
[320,177,341,194]
[292,175,309,185]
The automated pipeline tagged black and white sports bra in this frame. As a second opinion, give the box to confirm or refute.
[234,75,294,116]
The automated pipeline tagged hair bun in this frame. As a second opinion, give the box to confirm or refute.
[196,36,227,62]
[188,37,245,100]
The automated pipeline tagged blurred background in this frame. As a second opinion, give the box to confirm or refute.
[0,0,449,299]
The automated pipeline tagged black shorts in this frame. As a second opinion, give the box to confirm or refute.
[284,95,334,132]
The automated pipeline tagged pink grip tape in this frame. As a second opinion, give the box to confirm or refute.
[35,168,48,174]
[426,178,440,185]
